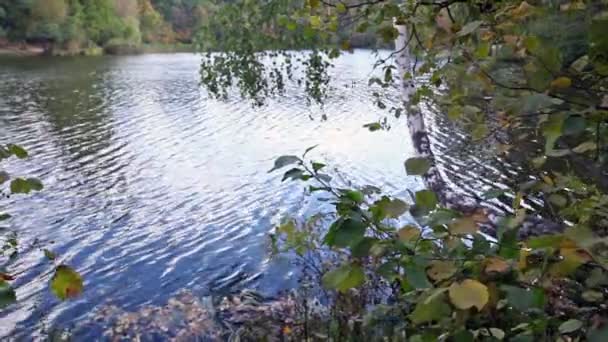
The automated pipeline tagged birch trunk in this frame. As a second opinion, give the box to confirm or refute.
[393,24,562,236]
[394,23,448,205]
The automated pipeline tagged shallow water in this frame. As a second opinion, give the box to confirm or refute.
[0,51,423,337]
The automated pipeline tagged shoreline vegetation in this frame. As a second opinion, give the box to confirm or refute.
[0,0,206,58]
[0,0,385,59]
[0,42,196,57]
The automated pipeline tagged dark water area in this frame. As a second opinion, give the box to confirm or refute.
[0,51,424,337]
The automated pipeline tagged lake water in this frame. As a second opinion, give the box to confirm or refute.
[0,51,423,337]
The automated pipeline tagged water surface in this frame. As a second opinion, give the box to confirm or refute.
[0,51,421,337]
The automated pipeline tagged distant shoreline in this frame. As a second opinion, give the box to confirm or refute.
[0,43,196,57]
[0,43,46,56]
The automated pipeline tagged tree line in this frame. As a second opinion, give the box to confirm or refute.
[0,0,219,53]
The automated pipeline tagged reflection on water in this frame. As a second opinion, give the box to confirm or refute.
[0,51,421,337]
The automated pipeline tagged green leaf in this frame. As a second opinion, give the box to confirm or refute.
[7,144,28,159]
[324,218,367,248]
[27,178,43,191]
[282,168,306,182]
[336,2,347,13]
[377,25,399,43]
[343,190,364,203]
[405,157,431,176]
[312,162,325,172]
[501,285,545,311]
[409,289,451,324]
[286,21,297,31]
[426,208,460,226]
[448,105,462,121]
[356,21,369,33]
[475,41,491,58]
[303,145,318,157]
[471,124,488,140]
[523,36,540,53]
[415,190,438,213]
[10,178,31,194]
[457,20,482,37]
[0,280,17,309]
[383,198,409,218]
[0,213,11,221]
[542,114,565,153]
[363,122,382,131]
[526,234,564,249]
[562,116,586,136]
[371,196,408,220]
[404,264,432,289]
[269,155,301,172]
[44,249,57,261]
[559,319,583,334]
[522,94,561,113]
[351,237,377,258]
[452,330,475,342]
[322,264,365,292]
[50,265,83,300]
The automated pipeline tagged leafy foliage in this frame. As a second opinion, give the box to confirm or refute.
[270,150,608,340]
[1,144,83,309]
[0,0,214,52]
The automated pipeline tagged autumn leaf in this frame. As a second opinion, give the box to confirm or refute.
[427,260,457,282]
[484,257,510,274]
[449,279,489,311]
[551,76,572,89]
[449,217,479,235]
[398,226,421,242]
[50,265,84,300]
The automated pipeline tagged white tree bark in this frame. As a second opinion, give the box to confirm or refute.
[394,23,447,204]
[393,23,561,236]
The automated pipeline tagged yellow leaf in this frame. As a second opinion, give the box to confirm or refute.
[449,279,489,310]
[50,265,84,300]
[485,257,510,273]
[449,217,479,235]
[480,30,495,41]
[398,226,421,242]
[550,77,572,89]
[309,16,321,28]
[427,260,457,282]
[511,1,535,19]
[518,248,530,270]
[513,192,523,210]
[549,247,591,276]
[541,174,554,186]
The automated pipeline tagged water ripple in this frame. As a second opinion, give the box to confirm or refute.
[0,51,419,337]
